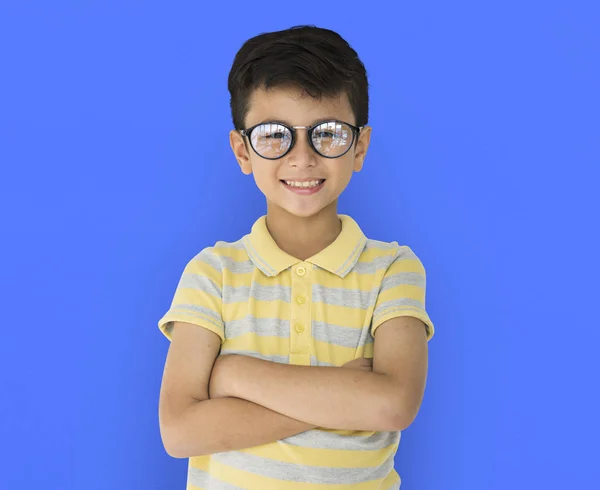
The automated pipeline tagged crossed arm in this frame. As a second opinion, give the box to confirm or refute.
[213,318,425,440]
[208,354,399,431]
[171,317,428,457]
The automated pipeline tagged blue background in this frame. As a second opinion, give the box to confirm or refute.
[1,2,598,489]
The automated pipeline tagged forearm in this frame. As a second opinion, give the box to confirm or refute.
[167,397,317,459]
[229,357,396,431]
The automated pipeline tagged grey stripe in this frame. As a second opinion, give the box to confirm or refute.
[193,247,224,272]
[313,284,376,308]
[374,299,426,318]
[188,466,244,490]
[222,281,382,309]
[353,254,395,274]
[210,448,397,485]
[363,240,400,251]
[281,428,400,450]
[220,255,256,275]
[215,239,245,250]
[225,317,290,338]
[223,283,290,304]
[223,317,373,353]
[312,321,372,349]
[380,271,425,292]
[178,272,221,295]
[225,315,374,352]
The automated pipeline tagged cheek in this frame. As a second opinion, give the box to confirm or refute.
[328,161,355,186]
[252,164,279,190]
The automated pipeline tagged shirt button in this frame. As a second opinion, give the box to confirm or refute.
[296,296,306,304]
[294,323,305,333]
[296,266,306,276]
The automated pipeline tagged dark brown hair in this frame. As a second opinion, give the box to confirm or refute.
[227,25,369,130]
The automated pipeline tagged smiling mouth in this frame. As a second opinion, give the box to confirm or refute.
[280,179,326,188]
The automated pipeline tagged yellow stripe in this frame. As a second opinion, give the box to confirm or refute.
[356,246,397,262]
[224,332,291,357]
[189,455,395,490]
[340,340,374,360]
[313,303,371,326]
[223,299,378,324]
[386,256,425,274]
[186,257,221,284]
[239,440,398,468]
[222,330,371,363]
[213,245,251,260]
[313,339,360,364]
[223,299,291,322]
[380,470,401,489]
[173,287,221,306]
[376,283,425,305]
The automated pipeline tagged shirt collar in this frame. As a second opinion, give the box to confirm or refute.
[242,214,367,278]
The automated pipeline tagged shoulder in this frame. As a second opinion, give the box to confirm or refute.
[361,238,418,269]
[186,236,250,272]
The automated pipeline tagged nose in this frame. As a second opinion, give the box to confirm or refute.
[286,128,316,167]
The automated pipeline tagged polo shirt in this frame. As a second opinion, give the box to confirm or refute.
[158,214,435,490]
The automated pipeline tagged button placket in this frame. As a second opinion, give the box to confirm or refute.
[289,262,312,365]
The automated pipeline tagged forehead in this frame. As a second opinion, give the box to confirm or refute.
[246,86,354,126]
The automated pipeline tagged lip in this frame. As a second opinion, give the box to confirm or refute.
[280,178,325,182]
[281,179,326,195]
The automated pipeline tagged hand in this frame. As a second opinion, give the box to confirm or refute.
[341,357,373,372]
[208,354,238,399]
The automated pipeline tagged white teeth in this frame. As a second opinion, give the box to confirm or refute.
[285,180,323,188]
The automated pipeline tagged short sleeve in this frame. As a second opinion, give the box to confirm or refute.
[371,245,435,341]
[157,247,225,344]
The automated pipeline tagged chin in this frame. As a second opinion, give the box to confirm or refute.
[280,202,337,219]
[264,187,339,218]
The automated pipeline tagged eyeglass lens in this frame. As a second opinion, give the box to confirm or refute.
[250,121,353,159]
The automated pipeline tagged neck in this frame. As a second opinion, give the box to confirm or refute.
[265,202,342,261]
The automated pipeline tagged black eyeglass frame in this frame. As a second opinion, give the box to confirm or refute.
[239,119,364,160]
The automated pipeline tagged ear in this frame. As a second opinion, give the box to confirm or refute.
[229,129,253,175]
[353,125,372,172]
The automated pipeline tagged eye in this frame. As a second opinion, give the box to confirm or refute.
[315,131,336,139]
[266,132,287,139]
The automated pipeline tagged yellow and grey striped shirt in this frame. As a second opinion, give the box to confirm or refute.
[158,214,435,490]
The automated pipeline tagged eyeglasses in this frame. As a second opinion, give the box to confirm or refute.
[239,119,363,160]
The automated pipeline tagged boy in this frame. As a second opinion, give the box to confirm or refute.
[157,25,435,490]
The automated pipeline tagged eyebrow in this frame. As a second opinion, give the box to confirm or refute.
[257,117,342,126]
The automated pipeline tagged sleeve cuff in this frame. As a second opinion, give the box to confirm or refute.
[158,313,225,344]
[372,308,435,341]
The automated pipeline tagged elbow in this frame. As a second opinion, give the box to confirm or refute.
[160,421,188,459]
[162,423,208,459]
[382,411,408,432]
[164,443,187,460]
[381,396,416,432]
[159,410,201,459]
[160,401,214,459]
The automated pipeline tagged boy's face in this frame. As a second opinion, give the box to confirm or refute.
[229,85,372,219]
